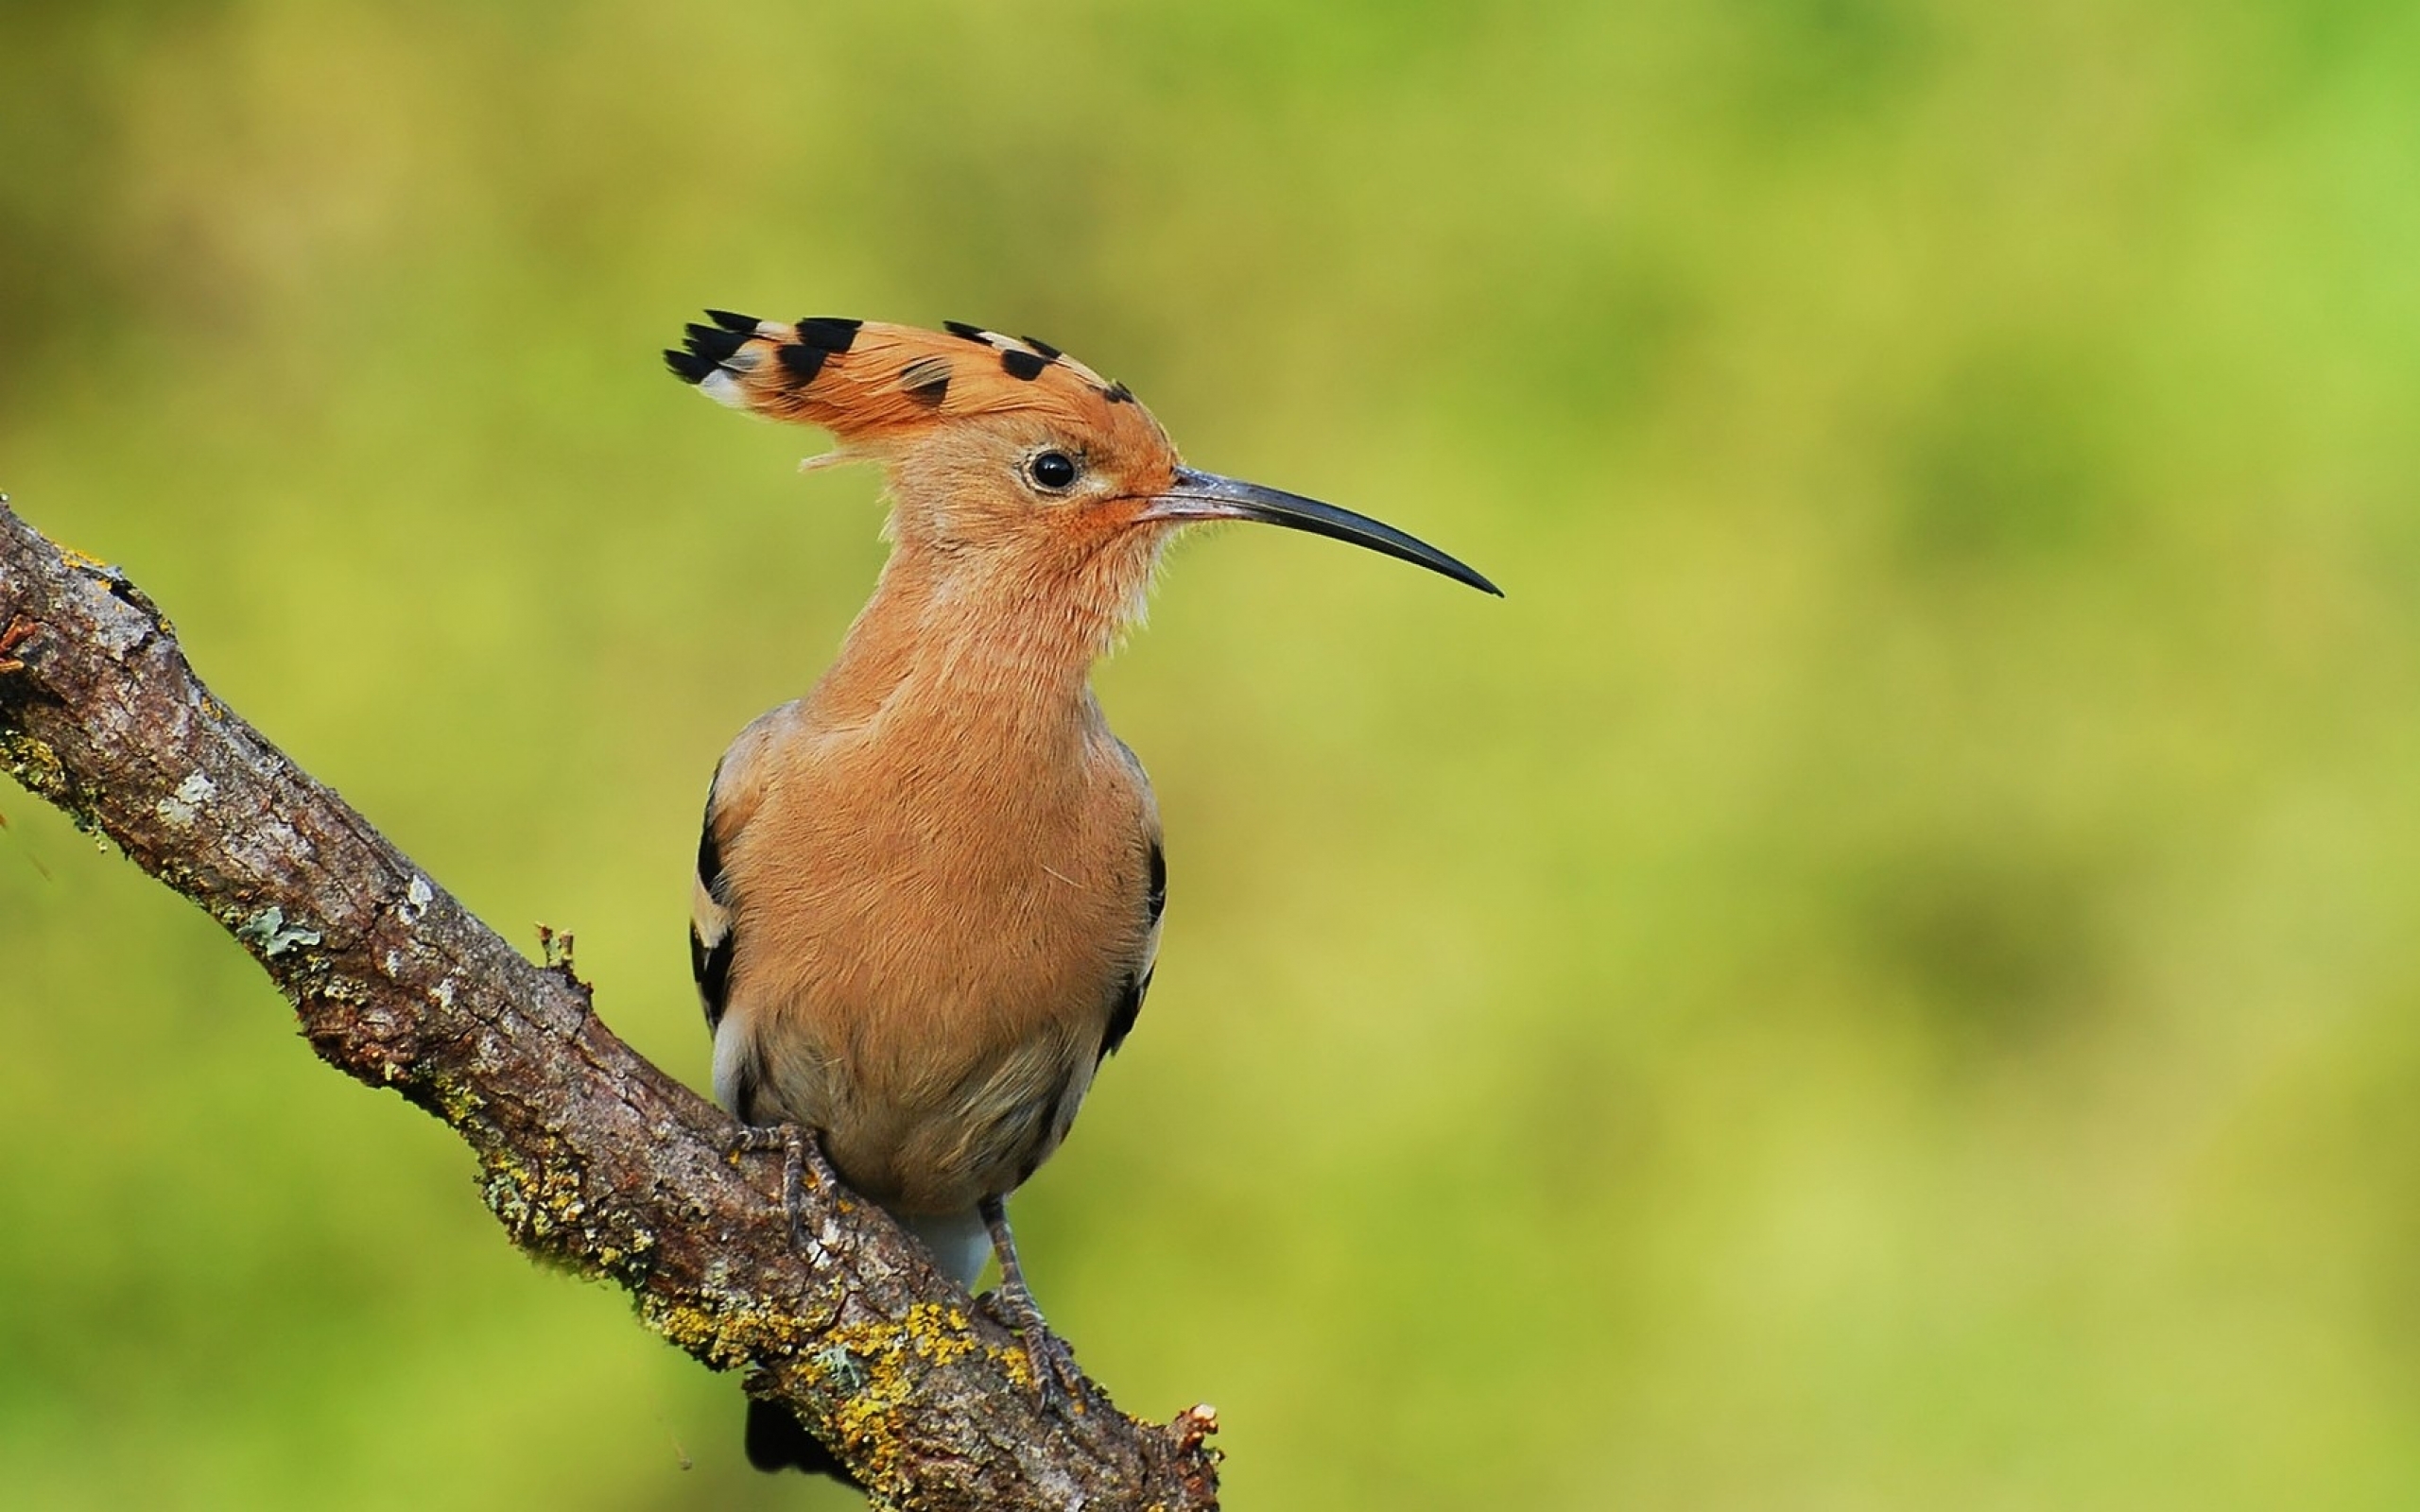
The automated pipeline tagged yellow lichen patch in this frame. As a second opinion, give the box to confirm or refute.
[647,1297,766,1368]
[994,1332,1037,1394]
[897,1299,979,1369]
[799,1298,1003,1485]
[477,1142,590,1247]
[641,1284,826,1370]
[420,1071,488,1128]
[0,732,66,799]
[470,1133,587,1257]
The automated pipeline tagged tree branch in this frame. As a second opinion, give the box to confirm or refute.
[0,497,1219,1511]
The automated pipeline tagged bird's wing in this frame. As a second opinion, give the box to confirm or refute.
[690,709,786,1114]
[1098,827,1165,1065]
[689,779,735,1040]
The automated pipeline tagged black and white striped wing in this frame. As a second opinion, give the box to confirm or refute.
[690,768,735,1040]
[689,713,785,1119]
[1099,834,1164,1063]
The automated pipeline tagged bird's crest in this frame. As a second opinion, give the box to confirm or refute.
[665,313,1159,450]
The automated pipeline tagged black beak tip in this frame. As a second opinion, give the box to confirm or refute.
[1433,558,1504,597]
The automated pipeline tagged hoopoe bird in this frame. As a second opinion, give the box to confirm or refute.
[665,313,1496,1476]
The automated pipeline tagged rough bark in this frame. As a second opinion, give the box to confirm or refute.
[0,497,1220,1511]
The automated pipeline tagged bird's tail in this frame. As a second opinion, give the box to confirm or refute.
[745,1396,858,1483]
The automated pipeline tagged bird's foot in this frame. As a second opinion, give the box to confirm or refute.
[730,1122,838,1246]
[979,1276,1086,1409]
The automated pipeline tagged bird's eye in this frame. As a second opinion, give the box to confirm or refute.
[1026,450,1080,491]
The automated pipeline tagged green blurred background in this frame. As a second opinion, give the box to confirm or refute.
[7,2,2420,1507]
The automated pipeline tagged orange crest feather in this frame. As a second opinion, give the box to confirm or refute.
[666,314,1157,451]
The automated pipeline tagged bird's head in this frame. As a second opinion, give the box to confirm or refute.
[667,314,1497,635]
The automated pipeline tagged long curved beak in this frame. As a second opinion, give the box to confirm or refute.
[1136,466,1502,596]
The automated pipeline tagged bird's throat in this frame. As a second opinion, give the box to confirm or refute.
[807,545,1116,743]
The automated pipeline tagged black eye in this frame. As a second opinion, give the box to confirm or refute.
[1028,450,1080,490]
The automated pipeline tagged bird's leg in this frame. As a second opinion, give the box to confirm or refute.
[730,1122,838,1246]
[977,1194,1084,1406]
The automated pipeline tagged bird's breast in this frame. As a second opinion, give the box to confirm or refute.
[721,713,1154,1211]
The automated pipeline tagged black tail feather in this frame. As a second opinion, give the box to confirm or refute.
[745,1397,861,1486]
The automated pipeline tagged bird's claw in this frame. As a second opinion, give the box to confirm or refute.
[730,1122,838,1246]
[980,1280,1087,1409]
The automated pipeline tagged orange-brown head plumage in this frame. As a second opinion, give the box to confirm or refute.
[667,312,1499,633]
[668,314,1198,641]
